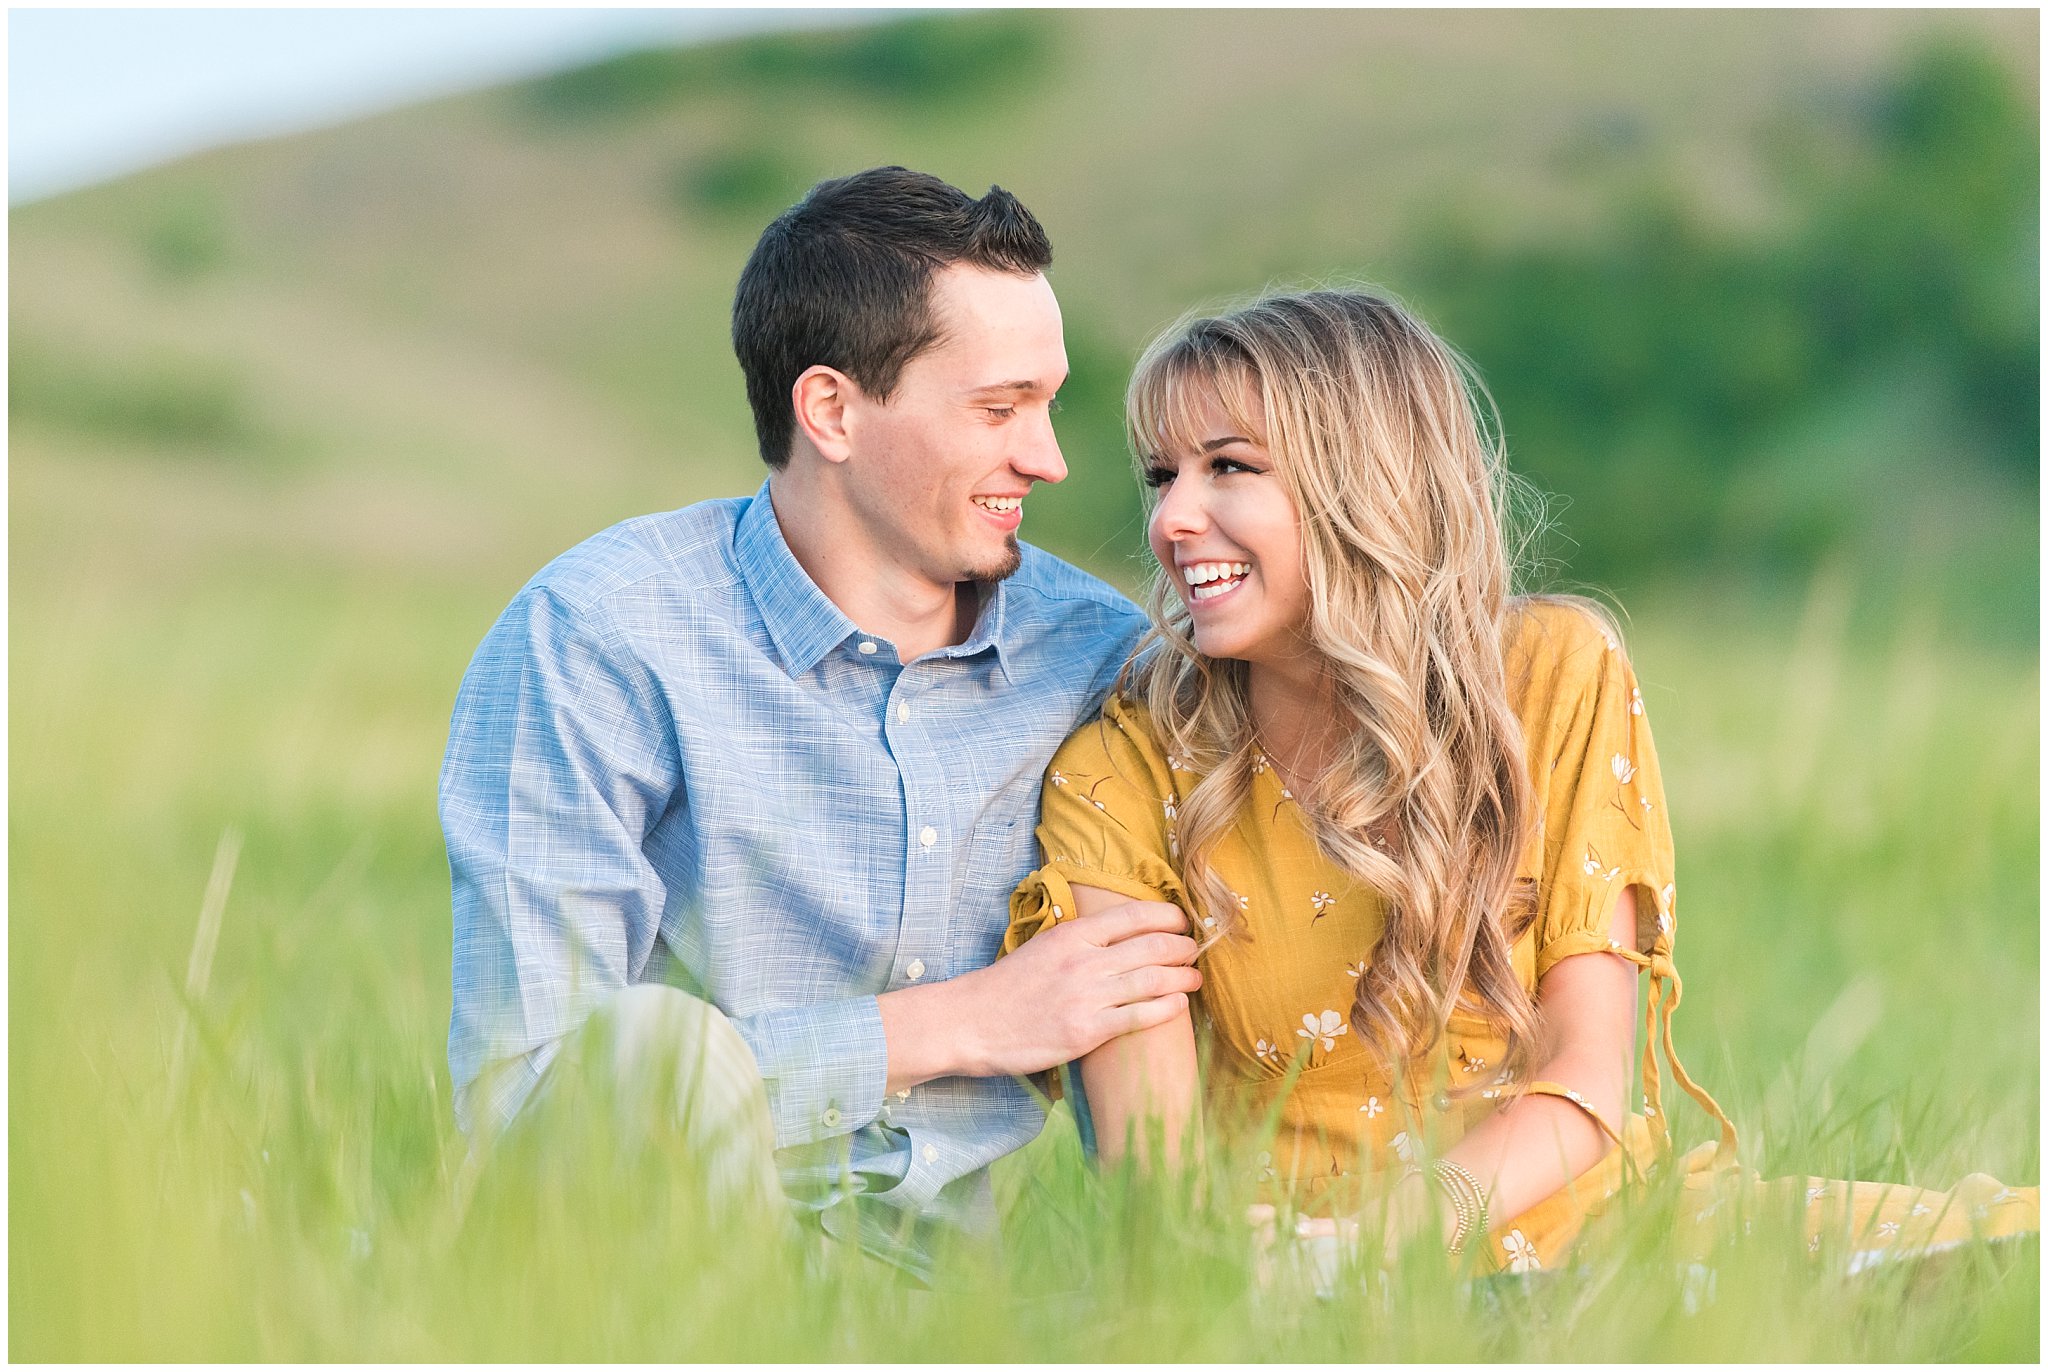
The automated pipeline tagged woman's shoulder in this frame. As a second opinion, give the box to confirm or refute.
[1050,691,1174,779]
[1504,596,1626,680]
[1502,596,1633,730]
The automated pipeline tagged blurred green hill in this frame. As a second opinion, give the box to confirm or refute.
[10,9,2038,639]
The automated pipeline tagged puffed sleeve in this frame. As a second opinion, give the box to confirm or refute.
[1510,602,1678,980]
[1004,695,1193,953]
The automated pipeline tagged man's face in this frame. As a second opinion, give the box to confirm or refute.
[839,265,1069,587]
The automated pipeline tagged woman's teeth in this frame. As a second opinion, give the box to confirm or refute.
[972,495,1022,513]
[1183,561,1250,601]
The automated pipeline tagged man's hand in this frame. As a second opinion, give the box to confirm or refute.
[878,900,1199,1093]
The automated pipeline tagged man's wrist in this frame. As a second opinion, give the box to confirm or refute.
[878,970,987,1093]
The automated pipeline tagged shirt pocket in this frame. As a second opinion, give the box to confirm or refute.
[952,801,1038,973]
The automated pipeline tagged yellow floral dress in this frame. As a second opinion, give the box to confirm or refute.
[1006,600,2036,1275]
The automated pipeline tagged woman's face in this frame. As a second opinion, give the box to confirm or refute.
[1144,383,1312,667]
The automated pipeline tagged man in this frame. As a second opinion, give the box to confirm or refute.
[442,167,1198,1277]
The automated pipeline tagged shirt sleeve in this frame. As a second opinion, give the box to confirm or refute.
[1005,696,1192,953]
[441,586,888,1148]
[1512,603,1678,980]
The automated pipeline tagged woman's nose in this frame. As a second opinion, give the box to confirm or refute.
[1151,474,1208,540]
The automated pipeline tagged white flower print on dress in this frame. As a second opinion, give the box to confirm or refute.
[1254,1038,1281,1065]
[1309,891,1335,923]
[1389,1131,1416,1165]
[1165,750,1189,773]
[1298,1010,1348,1052]
[1162,796,1178,824]
[1910,1203,1933,1218]
[1344,960,1366,980]
[1876,1220,1900,1240]
[1611,753,1636,785]
[1462,1054,1488,1074]
[1583,845,1621,881]
[1501,1229,1541,1273]
[1806,1185,1828,1204]
[1629,686,1644,716]
[1250,753,1269,775]
[1360,1096,1384,1118]
[1048,770,1068,788]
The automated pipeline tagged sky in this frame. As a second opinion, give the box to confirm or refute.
[8,8,885,204]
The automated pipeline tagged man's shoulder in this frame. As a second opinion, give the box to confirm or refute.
[519,497,748,620]
[1005,544,1147,641]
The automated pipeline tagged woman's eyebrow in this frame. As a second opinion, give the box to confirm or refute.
[1202,434,1254,451]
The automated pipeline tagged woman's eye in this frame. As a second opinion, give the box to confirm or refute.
[1141,465,1175,488]
[1215,456,1258,475]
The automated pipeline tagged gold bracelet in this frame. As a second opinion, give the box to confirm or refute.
[1428,1159,1490,1255]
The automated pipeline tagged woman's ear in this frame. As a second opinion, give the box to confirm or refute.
[792,365,856,465]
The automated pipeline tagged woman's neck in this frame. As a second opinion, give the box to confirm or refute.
[1246,654,1341,794]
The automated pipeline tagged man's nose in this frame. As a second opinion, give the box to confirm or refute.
[1012,412,1068,486]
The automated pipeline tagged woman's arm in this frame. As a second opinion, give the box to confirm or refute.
[1068,882,1203,1171]
[1429,884,1640,1228]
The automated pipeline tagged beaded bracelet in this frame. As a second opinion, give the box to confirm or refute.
[1425,1159,1490,1255]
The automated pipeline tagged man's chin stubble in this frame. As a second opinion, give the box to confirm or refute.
[964,536,1023,584]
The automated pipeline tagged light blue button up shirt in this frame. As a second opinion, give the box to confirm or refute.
[442,481,1144,1276]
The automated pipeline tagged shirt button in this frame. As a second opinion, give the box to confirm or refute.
[857,641,877,655]
[922,1144,939,1165]
[1432,1091,1452,1113]
[896,701,910,724]
[894,1088,912,1102]
[919,826,937,849]
[906,958,926,981]
[821,1106,843,1129]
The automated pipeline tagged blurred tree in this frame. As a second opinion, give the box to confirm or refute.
[1405,36,2036,609]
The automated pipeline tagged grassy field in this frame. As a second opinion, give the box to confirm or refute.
[9,9,2038,1359]
[10,448,2037,1357]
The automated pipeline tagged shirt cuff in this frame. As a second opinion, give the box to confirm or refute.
[453,1038,561,1141]
[728,995,889,1149]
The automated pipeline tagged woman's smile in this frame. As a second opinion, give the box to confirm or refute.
[1180,558,1252,603]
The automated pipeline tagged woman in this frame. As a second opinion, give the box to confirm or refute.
[1004,289,2036,1274]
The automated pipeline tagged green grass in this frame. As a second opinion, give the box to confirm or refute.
[9,497,2036,1357]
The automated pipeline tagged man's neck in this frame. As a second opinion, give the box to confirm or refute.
[766,471,979,662]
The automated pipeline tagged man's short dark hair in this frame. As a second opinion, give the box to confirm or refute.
[732,166,1054,468]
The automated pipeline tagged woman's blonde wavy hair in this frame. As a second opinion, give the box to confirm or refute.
[1124,287,1559,1084]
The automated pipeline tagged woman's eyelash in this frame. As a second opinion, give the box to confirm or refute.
[1141,465,1174,488]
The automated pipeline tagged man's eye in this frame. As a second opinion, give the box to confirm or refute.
[985,406,1016,420]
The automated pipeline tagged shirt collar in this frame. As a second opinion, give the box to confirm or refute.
[734,481,859,677]
[734,480,1018,682]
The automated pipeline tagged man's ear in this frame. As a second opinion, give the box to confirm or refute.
[791,365,857,465]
